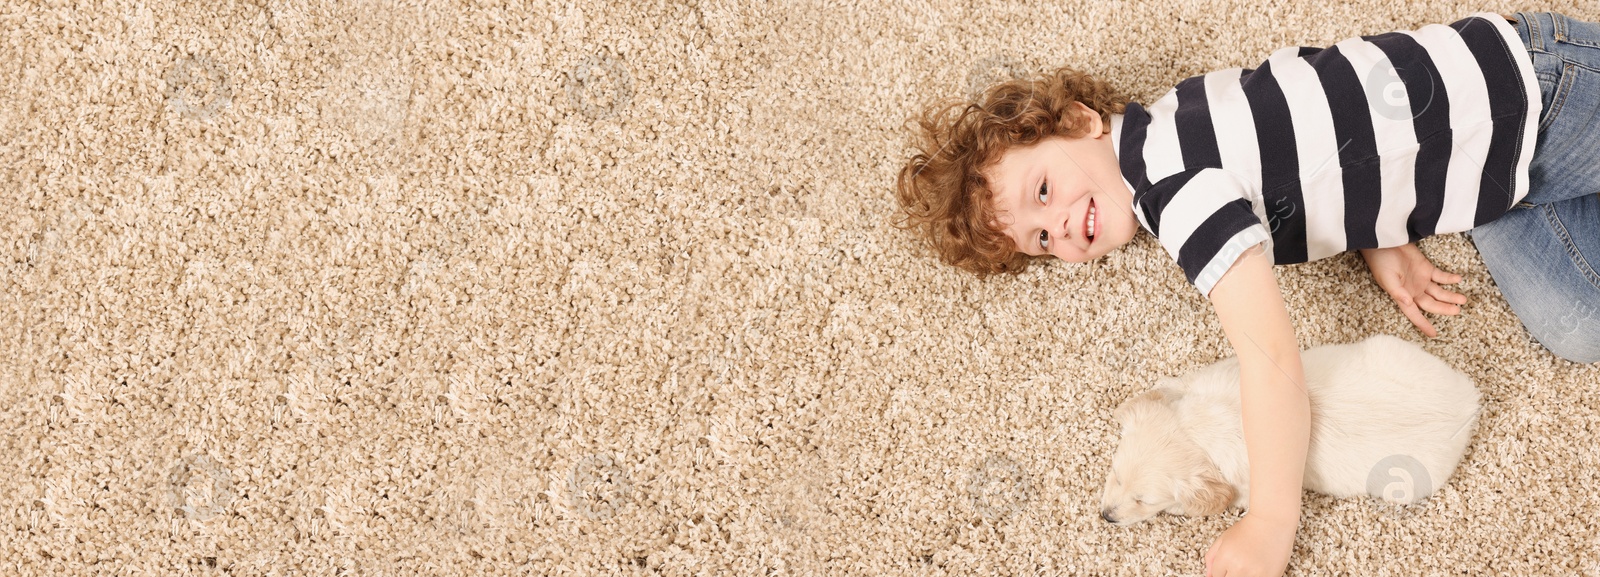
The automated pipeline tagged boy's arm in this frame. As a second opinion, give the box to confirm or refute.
[1203,244,1310,577]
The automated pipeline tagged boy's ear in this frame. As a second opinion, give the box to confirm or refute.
[1073,101,1105,137]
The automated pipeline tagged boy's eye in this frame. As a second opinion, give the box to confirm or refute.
[1038,230,1050,251]
[1037,182,1048,203]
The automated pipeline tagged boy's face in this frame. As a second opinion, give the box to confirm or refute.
[987,104,1138,263]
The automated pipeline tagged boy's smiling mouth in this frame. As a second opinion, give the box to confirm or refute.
[1087,198,1098,243]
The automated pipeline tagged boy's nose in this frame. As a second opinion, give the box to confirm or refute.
[1049,213,1071,243]
[1059,203,1079,240]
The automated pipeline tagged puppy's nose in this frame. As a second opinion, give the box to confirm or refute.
[1100,509,1115,523]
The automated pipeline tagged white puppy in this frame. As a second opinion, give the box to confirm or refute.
[1099,335,1480,525]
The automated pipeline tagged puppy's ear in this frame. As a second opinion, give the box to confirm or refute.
[1112,389,1166,427]
[1174,467,1236,516]
[1153,378,1184,402]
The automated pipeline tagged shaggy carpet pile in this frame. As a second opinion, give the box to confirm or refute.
[3,0,1597,574]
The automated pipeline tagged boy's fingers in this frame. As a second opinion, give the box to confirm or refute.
[1400,301,1438,338]
[1431,269,1463,285]
[1425,285,1468,306]
[1418,296,1461,317]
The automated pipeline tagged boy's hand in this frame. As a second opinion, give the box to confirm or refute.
[1204,513,1297,577]
[1358,243,1468,338]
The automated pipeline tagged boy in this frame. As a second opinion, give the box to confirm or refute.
[895,11,1599,577]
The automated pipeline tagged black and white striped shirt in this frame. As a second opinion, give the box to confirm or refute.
[1112,13,1540,297]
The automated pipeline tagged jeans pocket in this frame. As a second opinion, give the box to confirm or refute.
[1533,53,1562,131]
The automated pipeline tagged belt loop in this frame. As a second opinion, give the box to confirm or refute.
[1524,12,1546,52]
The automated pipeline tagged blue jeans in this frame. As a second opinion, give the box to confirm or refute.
[1468,12,1600,363]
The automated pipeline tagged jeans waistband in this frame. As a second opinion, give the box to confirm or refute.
[1511,11,1547,52]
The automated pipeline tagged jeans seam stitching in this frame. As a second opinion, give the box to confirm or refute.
[1552,11,1600,50]
[1563,59,1600,74]
[1550,12,1600,49]
[1542,204,1600,291]
[1557,39,1600,50]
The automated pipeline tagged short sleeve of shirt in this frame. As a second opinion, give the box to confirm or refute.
[1134,167,1273,298]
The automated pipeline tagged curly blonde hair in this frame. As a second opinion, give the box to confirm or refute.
[894,66,1128,277]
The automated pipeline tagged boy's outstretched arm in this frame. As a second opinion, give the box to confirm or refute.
[1202,244,1310,577]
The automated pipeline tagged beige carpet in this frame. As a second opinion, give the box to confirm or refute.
[4,0,1598,574]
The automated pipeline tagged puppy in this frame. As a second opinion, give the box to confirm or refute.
[1099,335,1480,525]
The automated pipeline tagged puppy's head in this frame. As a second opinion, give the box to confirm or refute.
[1099,387,1236,526]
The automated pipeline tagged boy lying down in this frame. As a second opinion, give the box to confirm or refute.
[895,11,1600,577]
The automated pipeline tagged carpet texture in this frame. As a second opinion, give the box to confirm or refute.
[4,0,1599,574]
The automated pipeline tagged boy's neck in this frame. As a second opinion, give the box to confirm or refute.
[1110,112,1132,191]
[1110,112,1124,162]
